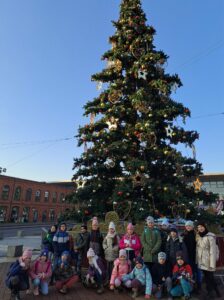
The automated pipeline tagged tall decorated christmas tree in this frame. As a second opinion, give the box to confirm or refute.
[72,0,216,221]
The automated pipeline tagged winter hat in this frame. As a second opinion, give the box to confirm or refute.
[146,216,154,224]
[119,249,127,258]
[92,216,99,226]
[61,250,70,257]
[81,224,87,230]
[87,248,95,258]
[170,226,178,233]
[158,252,167,261]
[127,223,134,230]
[40,249,49,259]
[161,219,170,227]
[185,220,194,228]
[135,256,144,265]
[176,251,184,261]
[109,221,116,230]
[22,248,33,260]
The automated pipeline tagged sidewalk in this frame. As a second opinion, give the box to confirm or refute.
[0,236,41,263]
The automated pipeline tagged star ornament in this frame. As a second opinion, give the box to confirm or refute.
[106,117,118,131]
[138,70,147,80]
[165,124,173,137]
[193,178,202,192]
[76,179,86,190]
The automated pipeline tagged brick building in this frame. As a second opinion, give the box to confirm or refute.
[0,175,75,223]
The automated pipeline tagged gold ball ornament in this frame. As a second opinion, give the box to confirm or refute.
[163,187,168,191]
[140,165,145,171]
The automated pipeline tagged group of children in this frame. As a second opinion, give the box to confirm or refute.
[5,216,221,300]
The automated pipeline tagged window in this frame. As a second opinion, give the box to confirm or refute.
[49,209,55,221]
[14,187,21,201]
[44,191,49,202]
[60,193,65,203]
[11,206,19,222]
[52,192,57,203]
[35,190,41,202]
[32,209,38,222]
[25,188,32,201]
[42,210,47,222]
[2,185,10,200]
[0,206,7,222]
[22,207,29,222]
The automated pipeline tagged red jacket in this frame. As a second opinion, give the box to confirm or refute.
[172,263,192,283]
[119,233,142,257]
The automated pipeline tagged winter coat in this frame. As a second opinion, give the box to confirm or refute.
[172,263,193,285]
[119,233,142,257]
[160,229,169,252]
[141,227,161,263]
[5,259,30,288]
[103,233,120,262]
[75,231,90,256]
[54,262,74,281]
[29,259,52,282]
[151,262,172,285]
[182,230,196,266]
[122,264,152,295]
[110,258,131,285]
[89,229,104,257]
[53,230,70,256]
[87,256,106,280]
[196,232,217,272]
[166,236,188,266]
[43,230,55,252]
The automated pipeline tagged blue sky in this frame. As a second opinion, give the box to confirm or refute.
[0,0,223,182]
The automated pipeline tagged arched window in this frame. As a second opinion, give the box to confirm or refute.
[25,188,32,201]
[49,209,55,221]
[52,192,57,203]
[42,210,47,222]
[32,209,38,222]
[22,207,30,222]
[35,190,41,202]
[0,206,7,222]
[44,191,49,202]
[2,185,10,200]
[60,193,65,203]
[14,187,21,201]
[11,206,19,222]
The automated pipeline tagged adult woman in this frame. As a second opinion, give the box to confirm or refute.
[196,221,221,298]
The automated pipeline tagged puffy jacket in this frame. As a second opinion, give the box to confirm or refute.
[103,234,120,262]
[166,236,188,266]
[119,233,141,257]
[196,232,217,271]
[5,260,30,288]
[122,264,152,295]
[110,258,131,285]
[53,230,70,256]
[29,259,52,282]
[141,227,161,263]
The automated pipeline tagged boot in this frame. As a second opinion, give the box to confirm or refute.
[97,285,104,294]
[33,286,39,296]
[59,285,67,294]
[215,286,221,298]
[131,288,138,299]
[11,292,21,300]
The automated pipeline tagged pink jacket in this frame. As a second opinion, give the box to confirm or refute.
[110,258,131,285]
[119,233,142,257]
[29,259,52,282]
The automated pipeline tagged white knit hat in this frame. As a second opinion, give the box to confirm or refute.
[109,221,116,230]
[87,248,95,258]
[119,249,127,258]
[146,216,154,224]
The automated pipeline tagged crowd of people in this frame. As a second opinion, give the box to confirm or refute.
[5,216,221,300]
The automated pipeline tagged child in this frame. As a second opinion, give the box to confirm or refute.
[122,256,152,299]
[5,248,32,300]
[73,224,90,274]
[110,249,131,292]
[166,226,188,267]
[29,249,52,296]
[42,224,57,259]
[85,248,106,294]
[89,217,104,257]
[151,252,172,300]
[53,222,70,258]
[119,223,141,263]
[141,216,161,271]
[103,221,120,278]
[159,219,170,252]
[54,250,79,294]
[170,252,193,300]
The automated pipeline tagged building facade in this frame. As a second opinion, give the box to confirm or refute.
[0,175,75,223]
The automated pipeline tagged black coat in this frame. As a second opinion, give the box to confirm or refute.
[151,262,172,285]
[182,230,196,266]
[166,236,188,266]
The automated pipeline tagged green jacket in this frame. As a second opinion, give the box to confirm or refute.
[141,227,161,263]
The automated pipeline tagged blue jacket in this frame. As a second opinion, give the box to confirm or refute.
[53,230,70,256]
[122,264,152,295]
[5,260,30,288]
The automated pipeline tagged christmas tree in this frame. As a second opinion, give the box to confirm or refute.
[72,0,217,221]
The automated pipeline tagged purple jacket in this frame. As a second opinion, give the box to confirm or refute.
[87,257,106,280]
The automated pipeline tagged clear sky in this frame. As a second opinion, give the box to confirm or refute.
[0,0,223,182]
